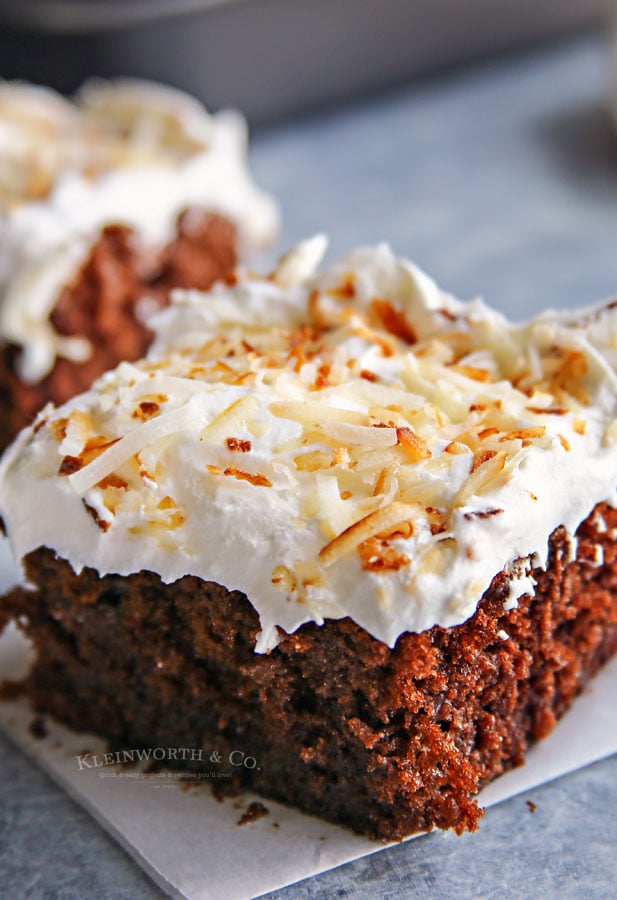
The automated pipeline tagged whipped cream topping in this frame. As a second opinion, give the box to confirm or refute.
[2,238,617,653]
[0,78,279,383]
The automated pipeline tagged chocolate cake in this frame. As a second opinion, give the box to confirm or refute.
[0,79,278,450]
[1,238,616,840]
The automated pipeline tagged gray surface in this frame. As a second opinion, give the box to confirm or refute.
[0,730,159,900]
[254,31,617,316]
[1,29,617,900]
[1,734,616,900]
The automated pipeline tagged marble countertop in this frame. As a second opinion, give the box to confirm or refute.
[2,29,617,900]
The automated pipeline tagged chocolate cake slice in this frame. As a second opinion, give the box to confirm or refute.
[1,238,616,840]
[0,79,278,449]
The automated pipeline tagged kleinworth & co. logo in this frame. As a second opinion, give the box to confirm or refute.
[74,747,259,783]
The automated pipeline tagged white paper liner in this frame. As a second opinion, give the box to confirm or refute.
[0,537,616,900]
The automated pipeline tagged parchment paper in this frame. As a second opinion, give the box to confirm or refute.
[1,538,616,900]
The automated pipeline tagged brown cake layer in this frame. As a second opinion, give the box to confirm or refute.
[1,501,616,840]
[0,210,237,451]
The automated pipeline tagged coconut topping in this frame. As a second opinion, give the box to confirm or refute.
[2,239,617,652]
[0,78,279,384]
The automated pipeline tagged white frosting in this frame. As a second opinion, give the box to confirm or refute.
[0,78,279,384]
[2,240,617,653]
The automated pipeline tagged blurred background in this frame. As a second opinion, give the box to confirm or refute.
[0,0,614,124]
[4,0,616,319]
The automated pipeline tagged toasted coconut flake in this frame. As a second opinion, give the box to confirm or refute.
[218,466,272,488]
[82,500,110,532]
[226,437,252,453]
[69,402,210,494]
[353,447,398,473]
[396,426,432,461]
[273,235,328,288]
[370,299,417,344]
[97,473,128,490]
[316,472,350,537]
[573,417,586,435]
[558,433,571,452]
[372,467,389,497]
[313,363,331,389]
[477,426,500,440]
[455,449,508,506]
[425,506,447,535]
[357,536,410,573]
[201,395,259,442]
[307,289,329,330]
[549,349,589,404]
[32,415,49,434]
[132,401,160,420]
[360,369,378,382]
[329,273,357,299]
[269,400,369,426]
[456,429,482,451]
[293,450,333,472]
[463,508,504,520]
[445,441,471,456]
[319,501,422,568]
[233,371,256,386]
[449,365,491,382]
[366,404,406,427]
[398,479,445,506]
[498,426,546,443]
[59,455,83,476]
[333,447,351,466]
[59,409,93,456]
[377,519,414,540]
[471,448,497,474]
[526,405,567,416]
[373,336,395,357]
[101,485,127,515]
[317,420,398,448]
[271,565,297,592]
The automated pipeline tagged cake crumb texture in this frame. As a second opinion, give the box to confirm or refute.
[2,501,615,840]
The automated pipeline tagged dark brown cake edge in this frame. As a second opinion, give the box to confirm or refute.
[1,501,616,841]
